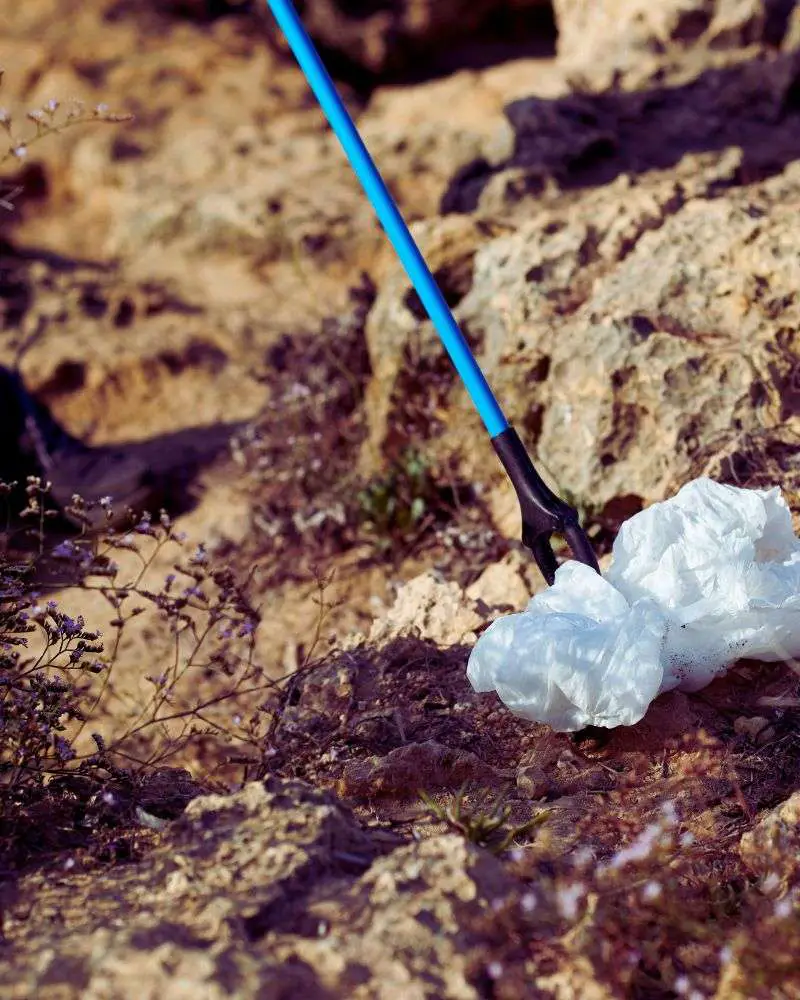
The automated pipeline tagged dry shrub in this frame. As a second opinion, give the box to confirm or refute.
[0,479,267,866]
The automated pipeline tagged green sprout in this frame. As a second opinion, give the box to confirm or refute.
[418,783,550,855]
[356,449,441,550]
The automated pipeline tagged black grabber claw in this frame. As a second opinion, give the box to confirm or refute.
[492,427,600,586]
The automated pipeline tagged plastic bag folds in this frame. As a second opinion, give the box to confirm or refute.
[467,478,800,731]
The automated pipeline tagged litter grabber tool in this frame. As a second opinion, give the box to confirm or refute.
[265,0,600,585]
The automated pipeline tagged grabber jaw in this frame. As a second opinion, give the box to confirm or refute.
[492,426,600,586]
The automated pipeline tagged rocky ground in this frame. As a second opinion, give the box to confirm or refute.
[1,1,800,997]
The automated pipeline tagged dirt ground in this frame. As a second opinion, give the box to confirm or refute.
[1,2,800,998]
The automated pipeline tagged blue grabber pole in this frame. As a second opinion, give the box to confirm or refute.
[265,0,599,585]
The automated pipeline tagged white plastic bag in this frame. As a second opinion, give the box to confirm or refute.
[468,478,800,731]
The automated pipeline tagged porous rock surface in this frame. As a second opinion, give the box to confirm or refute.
[1,778,513,1000]
[360,45,800,516]
[739,789,800,888]
[554,0,800,90]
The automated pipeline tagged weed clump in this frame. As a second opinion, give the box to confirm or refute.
[418,782,549,854]
[0,480,264,867]
[356,449,454,553]
[463,796,800,1000]
[230,276,374,584]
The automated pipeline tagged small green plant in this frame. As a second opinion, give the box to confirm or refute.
[418,782,550,854]
[357,449,443,551]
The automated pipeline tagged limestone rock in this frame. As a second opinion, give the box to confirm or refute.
[465,549,537,610]
[361,162,800,511]
[2,778,515,1000]
[553,0,799,90]
[368,572,484,646]
[739,790,800,890]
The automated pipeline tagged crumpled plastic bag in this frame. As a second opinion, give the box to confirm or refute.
[468,478,800,731]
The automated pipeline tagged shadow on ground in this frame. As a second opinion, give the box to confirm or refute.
[443,49,800,212]
[0,363,244,534]
[123,0,560,92]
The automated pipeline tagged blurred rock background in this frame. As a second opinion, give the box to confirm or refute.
[3,5,800,998]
